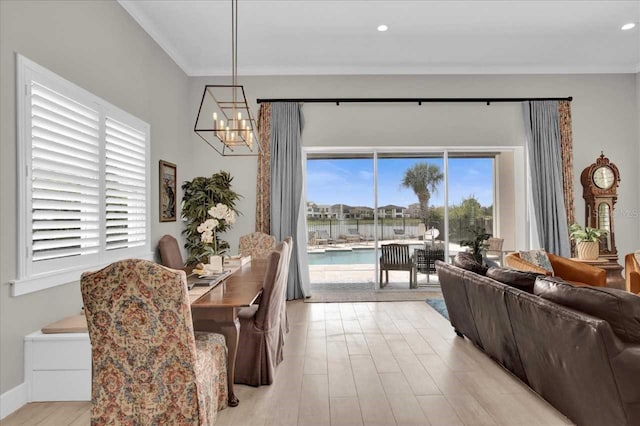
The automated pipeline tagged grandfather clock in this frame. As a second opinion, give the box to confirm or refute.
[579,152,624,289]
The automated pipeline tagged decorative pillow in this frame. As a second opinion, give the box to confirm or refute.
[486,267,542,294]
[534,277,640,344]
[519,249,554,274]
[453,252,488,276]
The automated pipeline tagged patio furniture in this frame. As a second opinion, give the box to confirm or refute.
[308,231,318,246]
[379,244,414,288]
[346,228,363,243]
[424,227,440,245]
[393,229,406,240]
[485,237,505,265]
[413,247,445,286]
[317,230,333,245]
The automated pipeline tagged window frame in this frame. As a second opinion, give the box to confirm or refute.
[13,55,152,296]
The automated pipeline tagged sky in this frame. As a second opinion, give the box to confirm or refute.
[306,157,494,208]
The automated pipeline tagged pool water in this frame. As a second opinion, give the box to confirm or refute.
[308,246,424,265]
[308,249,375,265]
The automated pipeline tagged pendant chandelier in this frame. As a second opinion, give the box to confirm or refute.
[194,0,260,156]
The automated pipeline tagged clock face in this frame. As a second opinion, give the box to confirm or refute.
[593,166,615,189]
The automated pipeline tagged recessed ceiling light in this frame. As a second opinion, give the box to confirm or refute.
[377,24,388,32]
[621,23,636,31]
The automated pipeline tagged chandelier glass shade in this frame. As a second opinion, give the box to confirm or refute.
[194,0,261,156]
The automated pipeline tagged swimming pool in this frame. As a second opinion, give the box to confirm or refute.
[308,246,424,265]
[308,249,376,265]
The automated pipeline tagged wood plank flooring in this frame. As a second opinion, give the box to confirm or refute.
[2,300,573,426]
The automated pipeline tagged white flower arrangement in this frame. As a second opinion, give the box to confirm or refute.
[197,203,237,256]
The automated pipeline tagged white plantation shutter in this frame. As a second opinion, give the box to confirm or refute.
[16,55,150,294]
[105,117,147,251]
[30,82,101,264]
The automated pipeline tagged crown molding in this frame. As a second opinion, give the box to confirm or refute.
[117,0,194,76]
[188,64,640,77]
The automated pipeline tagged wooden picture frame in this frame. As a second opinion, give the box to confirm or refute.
[159,160,177,222]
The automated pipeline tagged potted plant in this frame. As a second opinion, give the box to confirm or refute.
[181,171,240,265]
[569,223,607,260]
[460,226,491,264]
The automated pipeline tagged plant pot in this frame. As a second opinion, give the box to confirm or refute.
[208,255,223,273]
[576,241,599,260]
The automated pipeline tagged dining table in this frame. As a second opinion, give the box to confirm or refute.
[189,259,267,407]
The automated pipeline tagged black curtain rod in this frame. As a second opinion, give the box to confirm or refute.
[256,96,572,105]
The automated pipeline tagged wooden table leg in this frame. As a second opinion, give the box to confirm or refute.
[192,307,240,407]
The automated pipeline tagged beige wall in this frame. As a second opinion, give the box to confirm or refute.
[189,74,639,259]
[2,0,639,400]
[0,0,192,394]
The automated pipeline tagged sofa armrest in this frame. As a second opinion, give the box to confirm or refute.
[629,273,640,295]
[549,254,606,287]
[611,345,640,416]
[504,254,552,275]
[625,254,640,294]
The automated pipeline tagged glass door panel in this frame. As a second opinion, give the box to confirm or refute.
[305,154,375,291]
[447,155,495,264]
[377,153,445,288]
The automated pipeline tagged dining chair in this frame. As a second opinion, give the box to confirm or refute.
[158,234,191,273]
[81,259,228,425]
[239,231,277,260]
[235,242,289,386]
[278,237,293,361]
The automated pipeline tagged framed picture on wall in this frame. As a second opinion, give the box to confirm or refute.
[159,160,177,222]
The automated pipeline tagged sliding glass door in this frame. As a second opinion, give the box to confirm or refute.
[304,150,498,291]
[306,154,376,290]
[447,155,495,260]
[377,153,444,288]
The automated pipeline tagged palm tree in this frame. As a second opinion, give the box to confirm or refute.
[401,163,444,224]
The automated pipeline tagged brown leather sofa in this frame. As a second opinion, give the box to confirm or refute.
[626,253,640,294]
[437,260,640,426]
[505,252,606,287]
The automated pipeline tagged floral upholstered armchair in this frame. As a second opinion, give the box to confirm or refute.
[81,259,228,425]
[239,231,276,260]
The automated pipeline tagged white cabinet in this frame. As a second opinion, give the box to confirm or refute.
[24,332,91,401]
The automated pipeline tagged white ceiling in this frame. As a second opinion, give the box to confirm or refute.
[119,0,640,76]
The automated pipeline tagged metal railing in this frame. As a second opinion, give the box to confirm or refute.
[307,216,492,243]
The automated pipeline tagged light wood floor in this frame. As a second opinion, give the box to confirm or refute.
[2,300,573,426]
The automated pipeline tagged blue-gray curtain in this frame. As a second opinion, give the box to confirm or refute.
[270,102,311,299]
[523,101,571,257]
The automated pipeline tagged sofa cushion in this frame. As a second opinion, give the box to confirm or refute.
[486,267,541,293]
[519,249,554,274]
[534,277,640,344]
[453,252,488,275]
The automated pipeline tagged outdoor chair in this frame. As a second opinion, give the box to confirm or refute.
[379,244,414,288]
[317,230,333,245]
[346,228,363,243]
[424,227,440,246]
[485,237,504,265]
[413,247,445,286]
[393,229,406,240]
